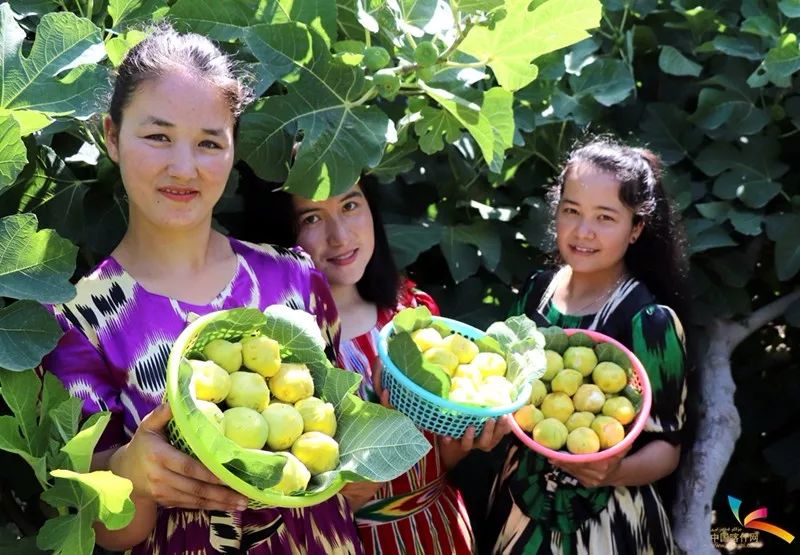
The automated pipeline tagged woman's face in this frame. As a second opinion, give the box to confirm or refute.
[104,71,235,232]
[555,162,642,276]
[293,184,375,289]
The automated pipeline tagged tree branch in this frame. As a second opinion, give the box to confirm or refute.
[726,289,800,350]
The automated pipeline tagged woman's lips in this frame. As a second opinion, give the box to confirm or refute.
[326,249,358,266]
[570,244,598,255]
[159,187,199,202]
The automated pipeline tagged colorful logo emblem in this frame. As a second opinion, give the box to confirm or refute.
[728,496,795,544]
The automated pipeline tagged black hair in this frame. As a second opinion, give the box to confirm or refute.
[108,24,253,136]
[550,136,691,325]
[238,166,400,309]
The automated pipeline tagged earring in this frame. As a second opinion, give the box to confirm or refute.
[630,236,638,244]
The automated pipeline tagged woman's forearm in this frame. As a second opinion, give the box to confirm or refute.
[91,446,159,550]
[607,440,680,487]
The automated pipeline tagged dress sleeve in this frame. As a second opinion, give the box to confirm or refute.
[40,319,126,451]
[630,304,687,444]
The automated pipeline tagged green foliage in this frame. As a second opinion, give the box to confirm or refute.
[0,370,134,552]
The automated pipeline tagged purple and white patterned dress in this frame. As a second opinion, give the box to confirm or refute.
[42,238,363,555]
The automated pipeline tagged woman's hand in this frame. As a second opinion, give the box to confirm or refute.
[371,359,393,408]
[439,416,513,470]
[341,480,384,512]
[549,445,631,488]
[109,403,249,512]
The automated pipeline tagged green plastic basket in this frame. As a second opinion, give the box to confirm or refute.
[165,308,346,509]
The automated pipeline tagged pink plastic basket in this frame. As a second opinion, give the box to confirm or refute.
[510,328,652,463]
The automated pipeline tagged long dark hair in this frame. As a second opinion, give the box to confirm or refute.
[551,136,691,325]
[238,166,400,309]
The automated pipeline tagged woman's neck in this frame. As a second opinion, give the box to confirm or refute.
[331,283,378,341]
[331,283,364,311]
[113,218,221,279]
[564,264,628,300]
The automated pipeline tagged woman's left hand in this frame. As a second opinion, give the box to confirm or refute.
[549,445,631,488]
[439,415,513,470]
[443,415,513,452]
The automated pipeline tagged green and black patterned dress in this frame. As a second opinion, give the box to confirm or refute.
[486,268,687,555]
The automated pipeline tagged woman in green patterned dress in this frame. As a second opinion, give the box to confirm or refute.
[484,137,690,554]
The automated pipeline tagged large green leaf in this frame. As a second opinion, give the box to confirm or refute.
[387,332,450,397]
[0,214,77,303]
[240,25,390,199]
[453,0,504,14]
[108,0,169,30]
[241,23,314,98]
[0,369,48,484]
[638,103,703,165]
[440,226,480,283]
[414,106,462,154]
[690,88,769,134]
[0,415,48,485]
[710,35,762,60]
[170,0,268,40]
[0,301,63,372]
[447,221,501,271]
[60,413,111,474]
[7,1,55,17]
[262,304,330,367]
[0,116,26,193]
[458,0,601,91]
[0,6,107,118]
[265,0,338,44]
[780,0,800,18]
[334,391,431,481]
[658,45,702,76]
[421,84,514,173]
[758,33,800,87]
[568,58,635,106]
[38,469,135,554]
[767,214,800,280]
[385,222,442,267]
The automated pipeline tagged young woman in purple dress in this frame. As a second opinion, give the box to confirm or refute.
[42,26,362,554]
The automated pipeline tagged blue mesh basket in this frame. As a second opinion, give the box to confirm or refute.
[377,316,532,438]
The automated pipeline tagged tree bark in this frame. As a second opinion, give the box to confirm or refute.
[672,291,800,554]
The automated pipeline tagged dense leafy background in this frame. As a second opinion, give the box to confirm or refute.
[1,0,798,552]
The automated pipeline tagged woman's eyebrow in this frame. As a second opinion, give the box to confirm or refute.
[562,197,620,214]
[340,191,364,202]
[295,206,320,217]
[139,116,223,136]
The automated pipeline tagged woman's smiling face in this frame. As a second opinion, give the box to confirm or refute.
[104,70,236,231]
[293,184,375,288]
[555,162,642,275]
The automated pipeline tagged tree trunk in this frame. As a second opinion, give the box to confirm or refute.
[672,291,800,554]
[672,320,740,554]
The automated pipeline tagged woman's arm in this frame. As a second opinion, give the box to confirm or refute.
[551,439,680,488]
[91,404,249,550]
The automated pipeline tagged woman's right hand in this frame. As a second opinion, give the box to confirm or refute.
[109,403,249,512]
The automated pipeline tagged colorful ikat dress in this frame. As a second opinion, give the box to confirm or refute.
[486,268,687,555]
[337,279,474,555]
[42,238,364,555]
